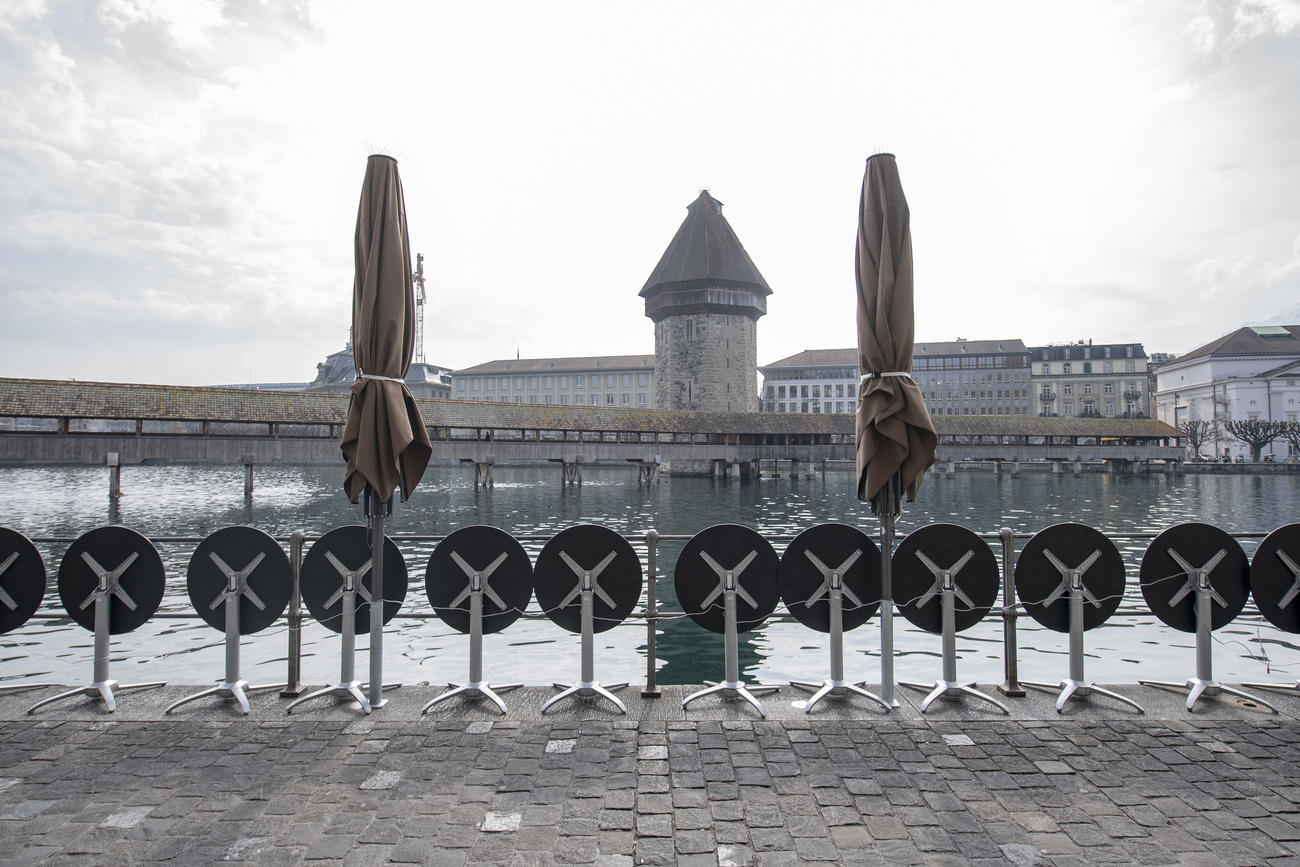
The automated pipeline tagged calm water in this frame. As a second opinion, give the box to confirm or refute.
[0,464,1297,690]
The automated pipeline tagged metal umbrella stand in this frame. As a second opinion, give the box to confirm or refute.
[854,153,937,708]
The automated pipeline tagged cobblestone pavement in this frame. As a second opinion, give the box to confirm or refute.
[2,686,1300,865]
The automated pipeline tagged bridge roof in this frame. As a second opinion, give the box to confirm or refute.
[0,378,1180,439]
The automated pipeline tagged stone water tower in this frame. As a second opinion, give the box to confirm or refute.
[640,190,771,412]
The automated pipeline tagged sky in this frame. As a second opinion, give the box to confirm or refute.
[2,0,1299,387]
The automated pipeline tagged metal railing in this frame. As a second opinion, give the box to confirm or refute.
[8,525,1279,695]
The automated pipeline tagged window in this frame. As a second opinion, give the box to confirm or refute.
[812,385,821,398]
[528,376,538,389]
[1104,400,1114,415]
[801,385,809,398]
[1083,362,1092,374]
[542,376,552,389]
[1063,363,1072,374]
[1064,384,1073,395]
[560,395,568,405]
[574,375,584,388]
[1103,361,1112,373]
[778,385,786,399]
[528,396,537,404]
[622,393,630,405]
[637,373,648,387]
[638,394,647,407]
[685,320,693,339]
[1064,402,1073,416]
[590,395,599,405]
[1104,383,1113,394]
[605,374,615,388]
[471,378,481,392]
[559,376,569,388]
[606,394,616,405]
[1083,384,1093,395]
[847,384,856,398]
[514,376,524,390]
[1041,364,1050,375]
[457,380,466,392]
[621,373,631,387]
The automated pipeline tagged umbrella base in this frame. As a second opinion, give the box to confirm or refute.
[1023,679,1144,714]
[900,679,1009,714]
[683,681,779,718]
[284,681,401,715]
[791,679,891,714]
[165,680,285,716]
[1140,678,1278,714]
[542,681,627,715]
[27,680,166,715]
[422,681,521,716]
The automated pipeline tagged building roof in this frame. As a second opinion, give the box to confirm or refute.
[761,340,1028,372]
[1175,325,1300,364]
[1028,343,1147,362]
[640,190,771,296]
[454,355,655,376]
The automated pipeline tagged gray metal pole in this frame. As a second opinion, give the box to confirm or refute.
[998,527,1024,696]
[880,510,896,707]
[368,504,385,709]
[224,578,240,684]
[642,529,660,697]
[281,530,305,697]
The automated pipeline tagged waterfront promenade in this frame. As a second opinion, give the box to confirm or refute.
[2,684,1299,865]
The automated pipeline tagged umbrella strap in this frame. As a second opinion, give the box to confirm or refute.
[860,372,913,386]
[358,372,406,384]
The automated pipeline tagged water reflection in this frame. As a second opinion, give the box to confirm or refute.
[0,464,1296,687]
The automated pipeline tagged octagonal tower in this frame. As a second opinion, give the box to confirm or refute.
[640,190,771,412]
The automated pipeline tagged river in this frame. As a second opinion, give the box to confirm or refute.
[0,464,1296,691]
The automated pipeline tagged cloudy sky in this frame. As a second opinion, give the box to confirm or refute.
[3,0,1299,386]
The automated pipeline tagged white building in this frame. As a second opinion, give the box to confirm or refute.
[1029,342,1148,418]
[760,340,1031,416]
[1155,325,1300,460]
[452,355,657,408]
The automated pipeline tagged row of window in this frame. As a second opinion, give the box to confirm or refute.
[1040,381,1142,398]
[1040,361,1139,375]
[457,372,650,393]
[912,354,1030,370]
[494,393,649,407]
[924,389,1027,401]
[765,383,858,400]
[763,402,1030,415]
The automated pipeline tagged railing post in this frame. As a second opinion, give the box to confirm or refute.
[641,528,661,698]
[281,530,307,697]
[997,527,1025,696]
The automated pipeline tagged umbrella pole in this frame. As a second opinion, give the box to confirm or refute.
[880,507,897,708]
[366,486,389,709]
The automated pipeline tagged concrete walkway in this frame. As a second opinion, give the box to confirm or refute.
[2,683,1299,865]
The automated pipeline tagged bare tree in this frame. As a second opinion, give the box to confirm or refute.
[1223,418,1288,462]
[1280,421,1300,460]
[1178,419,1217,459]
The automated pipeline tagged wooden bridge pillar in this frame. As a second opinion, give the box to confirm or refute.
[461,457,495,487]
[243,453,255,498]
[107,452,121,498]
[629,457,660,484]
[550,456,583,486]
[789,458,800,479]
[1052,460,1065,474]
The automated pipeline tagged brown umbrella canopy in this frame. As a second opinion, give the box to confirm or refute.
[341,155,432,504]
[855,154,937,502]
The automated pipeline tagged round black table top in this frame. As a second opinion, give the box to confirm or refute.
[534,525,641,634]
[1015,523,1125,633]
[301,525,407,635]
[57,526,165,635]
[778,523,880,633]
[0,527,45,635]
[893,523,999,635]
[186,526,291,635]
[675,524,779,635]
[1140,522,1248,633]
[1250,523,1300,634]
[427,525,533,635]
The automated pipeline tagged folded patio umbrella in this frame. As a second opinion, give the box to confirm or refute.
[340,154,431,708]
[854,153,937,704]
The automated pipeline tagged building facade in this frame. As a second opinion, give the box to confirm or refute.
[1154,325,1300,460]
[760,339,1032,416]
[640,190,770,412]
[1029,342,1148,418]
[451,355,656,408]
[304,341,452,399]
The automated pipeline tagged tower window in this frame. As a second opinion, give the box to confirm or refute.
[686,321,693,339]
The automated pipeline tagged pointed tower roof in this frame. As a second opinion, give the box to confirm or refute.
[640,190,771,297]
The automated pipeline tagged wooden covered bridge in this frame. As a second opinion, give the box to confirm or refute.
[0,378,1183,482]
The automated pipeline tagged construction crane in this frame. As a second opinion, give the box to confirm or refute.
[413,252,426,365]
